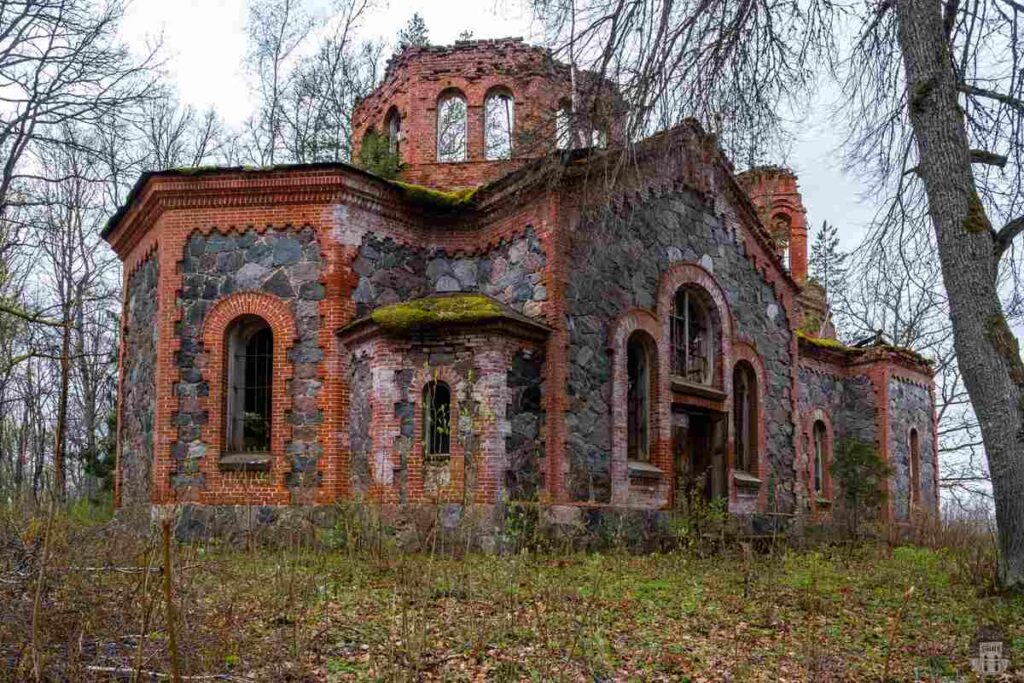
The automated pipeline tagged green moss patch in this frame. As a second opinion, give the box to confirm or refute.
[797,331,853,351]
[369,293,505,331]
[389,181,478,211]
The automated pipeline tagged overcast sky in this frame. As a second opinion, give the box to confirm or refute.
[119,0,875,250]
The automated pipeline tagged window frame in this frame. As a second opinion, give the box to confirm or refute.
[385,106,401,156]
[909,428,921,507]
[626,331,655,462]
[225,315,273,455]
[670,287,717,386]
[423,381,452,458]
[483,88,515,160]
[436,90,468,163]
[733,361,757,473]
[812,420,828,497]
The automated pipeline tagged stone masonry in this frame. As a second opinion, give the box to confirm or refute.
[107,38,939,528]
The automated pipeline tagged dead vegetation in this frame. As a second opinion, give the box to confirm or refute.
[0,497,1020,682]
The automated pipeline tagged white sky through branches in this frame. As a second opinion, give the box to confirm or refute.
[119,0,873,249]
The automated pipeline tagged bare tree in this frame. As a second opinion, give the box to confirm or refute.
[536,0,1024,588]
[279,1,383,163]
[136,91,226,171]
[243,0,313,165]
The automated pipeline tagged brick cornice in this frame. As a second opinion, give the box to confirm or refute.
[104,168,418,259]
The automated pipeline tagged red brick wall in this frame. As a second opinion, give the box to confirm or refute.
[736,167,809,284]
[352,39,623,190]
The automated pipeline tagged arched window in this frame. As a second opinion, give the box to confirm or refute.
[671,287,716,385]
[385,107,401,156]
[225,316,273,453]
[771,213,791,271]
[909,428,921,507]
[733,362,757,472]
[424,381,451,456]
[555,100,572,150]
[813,420,828,496]
[484,89,514,160]
[626,331,654,462]
[436,90,467,162]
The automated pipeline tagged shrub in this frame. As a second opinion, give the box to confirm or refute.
[831,438,891,538]
[358,129,401,179]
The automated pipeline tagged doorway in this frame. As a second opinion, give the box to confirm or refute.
[672,408,727,506]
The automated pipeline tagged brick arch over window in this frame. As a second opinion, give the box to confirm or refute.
[610,308,665,505]
[656,262,734,389]
[198,292,297,471]
[804,408,835,512]
[731,342,769,508]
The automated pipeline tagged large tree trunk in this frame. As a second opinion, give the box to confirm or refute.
[896,0,1024,588]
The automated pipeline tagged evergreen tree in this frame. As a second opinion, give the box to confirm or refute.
[397,13,429,50]
[809,220,847,304]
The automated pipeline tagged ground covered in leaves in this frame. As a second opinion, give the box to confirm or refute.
[1,507,1022,681]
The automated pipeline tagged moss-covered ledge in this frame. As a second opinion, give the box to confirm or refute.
[388,180,479,212]
[337,293,550,343]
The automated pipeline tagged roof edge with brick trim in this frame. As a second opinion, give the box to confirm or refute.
[101,161,385,240]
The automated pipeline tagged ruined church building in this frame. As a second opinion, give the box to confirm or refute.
[105,39,938,532]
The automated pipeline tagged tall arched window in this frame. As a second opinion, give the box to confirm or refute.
[626,332,654,462]
[424,381,451,456]
[555,100,572,150]
[436,90,467,162]
[771,213,791,271]
[813,420,827,496]
[671,287,716,385]
[226,316,273,453]
[733,362,757,472]
[909,428,921,507]
[385,107,401,156]
[484,89,514,160]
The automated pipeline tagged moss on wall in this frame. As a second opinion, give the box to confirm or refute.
[369,293,505,331]
[389,181,478,211]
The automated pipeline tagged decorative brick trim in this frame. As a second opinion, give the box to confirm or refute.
[802,407,835,519]
[195,292,297,494]
[731,341,769,511]
[609,308,664,506]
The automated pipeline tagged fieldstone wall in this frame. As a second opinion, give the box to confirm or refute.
[506,350,545,500]
[174,227,324,488]
[344,332,535,503]
[797,368,878,448]
[888,378,936,519]
[351,228,547,317]
[120,257,159,506]
[565,191,795,506]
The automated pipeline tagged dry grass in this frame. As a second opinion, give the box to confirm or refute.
[1,499,1022,682]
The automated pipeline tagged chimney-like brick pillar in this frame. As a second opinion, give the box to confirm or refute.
[735,167,809,284]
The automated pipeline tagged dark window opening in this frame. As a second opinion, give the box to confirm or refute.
[226,317,272,453]
[733,362,756,472]
[627,332,653,461]
[910,428,921,506]
[671,287,716,385]
[813,420,827,496]
[424,381,451,456]
[386,107,401,156]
